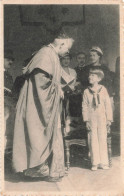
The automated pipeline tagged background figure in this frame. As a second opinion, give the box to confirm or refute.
[12,33,74,182]
[113,56,120,132]
[75,52,87,89]
[69,52,86,120]
[60,53,77,135]
[4,49,15,150]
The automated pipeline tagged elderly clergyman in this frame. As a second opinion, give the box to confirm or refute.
[12,33,74,182]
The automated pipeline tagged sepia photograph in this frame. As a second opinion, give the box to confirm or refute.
[1,0,124,194]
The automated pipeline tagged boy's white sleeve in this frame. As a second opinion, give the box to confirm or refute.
[104,87,113,122]
[82,90,89,122]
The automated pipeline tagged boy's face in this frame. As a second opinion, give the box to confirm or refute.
[88,73,101,84]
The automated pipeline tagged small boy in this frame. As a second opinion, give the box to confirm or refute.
[82,68,113,171]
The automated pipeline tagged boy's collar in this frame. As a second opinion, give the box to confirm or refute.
[88,85,103,93]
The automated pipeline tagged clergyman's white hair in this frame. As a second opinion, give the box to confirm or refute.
[54,38,74,49]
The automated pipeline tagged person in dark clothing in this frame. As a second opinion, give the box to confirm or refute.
[69,52,87,118]
[4,49,15,149]
[113,56,120,101]
[4,49,14,116]
[75,52,87,88]
[113,56,120,132]
[4,49,14,95]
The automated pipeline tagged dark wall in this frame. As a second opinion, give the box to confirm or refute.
[4,4,119,80]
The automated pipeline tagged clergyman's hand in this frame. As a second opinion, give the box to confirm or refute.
[60,88,64,99]
[86,121,91,132]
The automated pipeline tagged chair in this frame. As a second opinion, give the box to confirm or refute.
[107,132,112,167]
[64,125,112,170]
[63,125,88,170]
[64,138,87,170]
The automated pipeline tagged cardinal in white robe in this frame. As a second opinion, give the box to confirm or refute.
[12,34,74,182]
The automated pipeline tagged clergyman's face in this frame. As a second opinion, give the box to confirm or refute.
[77,54,85,67]
[58,40,73,56]
[58,42,70,56]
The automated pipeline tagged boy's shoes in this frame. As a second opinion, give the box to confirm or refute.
[91,166,97,171]
[91,164,110,171]
[98,164,110,170]
[101,166,109,170]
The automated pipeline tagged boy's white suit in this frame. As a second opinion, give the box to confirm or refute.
[82,85,113,166]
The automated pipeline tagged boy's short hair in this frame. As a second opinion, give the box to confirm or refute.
[89,68,104,80]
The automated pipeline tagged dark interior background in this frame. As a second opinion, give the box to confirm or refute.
[4,4,119,81]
